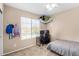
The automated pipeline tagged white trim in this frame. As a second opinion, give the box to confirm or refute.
[3,44,35,56]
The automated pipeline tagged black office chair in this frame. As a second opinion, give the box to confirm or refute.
[40,30,50,45]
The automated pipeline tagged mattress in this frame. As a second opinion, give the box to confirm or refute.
[47,40,79,56]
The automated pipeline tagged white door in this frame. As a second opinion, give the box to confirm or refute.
[0,12,3,55]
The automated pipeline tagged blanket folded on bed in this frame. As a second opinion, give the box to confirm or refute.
[47,40,79,56]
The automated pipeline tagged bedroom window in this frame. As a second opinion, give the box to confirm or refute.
[21,17,40,40]
[32,19,40,38]
[21,17,31,40]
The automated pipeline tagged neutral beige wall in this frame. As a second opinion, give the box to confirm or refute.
[40,23,47,30]
[47,7,79,42]
[3,5,40,54]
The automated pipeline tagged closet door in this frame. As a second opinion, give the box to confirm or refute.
[0,10,3,55]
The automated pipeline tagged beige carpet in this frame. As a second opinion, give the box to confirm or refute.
[5,45,59,56]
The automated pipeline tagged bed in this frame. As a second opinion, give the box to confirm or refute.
[47,40,79,56]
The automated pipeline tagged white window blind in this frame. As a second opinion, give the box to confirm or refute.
[21,17,40,40]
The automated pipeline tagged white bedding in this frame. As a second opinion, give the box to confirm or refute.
[47,40,79,56]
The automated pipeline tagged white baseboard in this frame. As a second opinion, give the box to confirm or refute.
[3,44,35,56]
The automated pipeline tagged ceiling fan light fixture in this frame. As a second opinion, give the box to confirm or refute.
[46,3,58,11]
[51,4,58,8]
[46,4,53,11]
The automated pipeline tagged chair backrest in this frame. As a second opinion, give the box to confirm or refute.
[40,30,50,44]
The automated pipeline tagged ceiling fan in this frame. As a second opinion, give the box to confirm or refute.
[40,15,54,24]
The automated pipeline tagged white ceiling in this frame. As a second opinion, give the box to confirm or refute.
[5,3,79,16]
